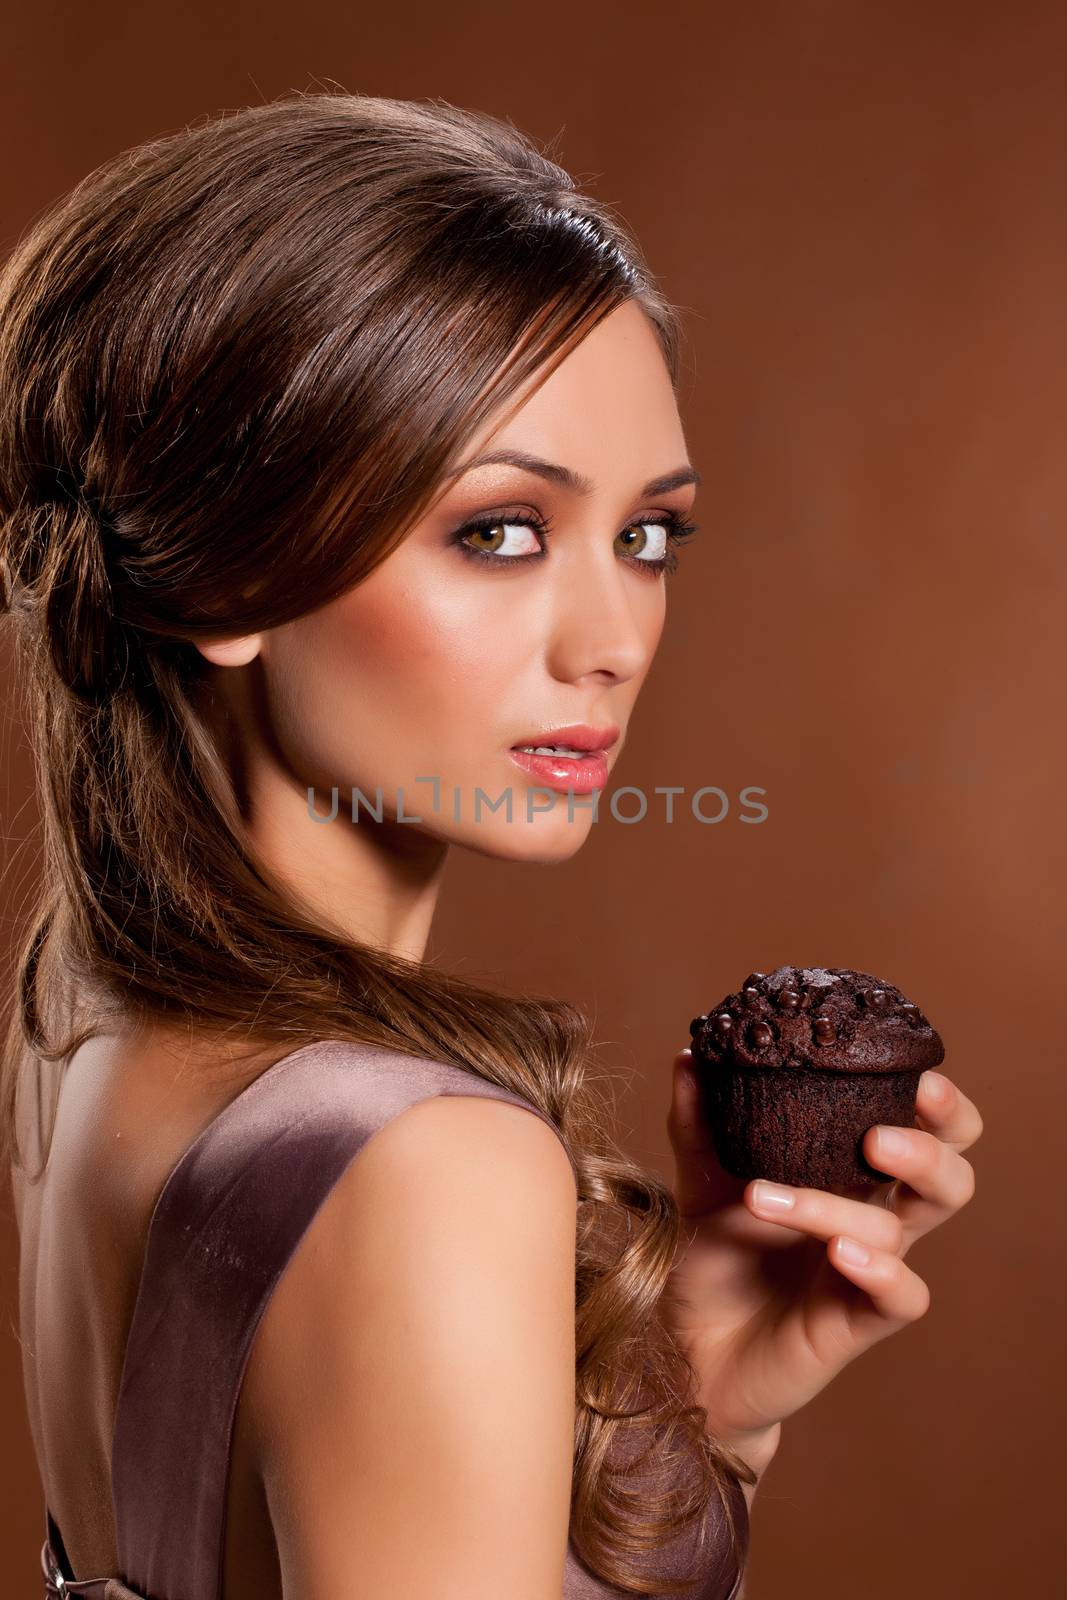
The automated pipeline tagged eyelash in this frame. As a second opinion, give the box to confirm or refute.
[451,508,700,577]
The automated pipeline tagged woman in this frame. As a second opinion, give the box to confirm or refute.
[0,93,981,1600]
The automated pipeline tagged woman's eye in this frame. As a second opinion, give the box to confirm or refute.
[616,522,670,562]
[459,518,542,560]
[452,510,696,574]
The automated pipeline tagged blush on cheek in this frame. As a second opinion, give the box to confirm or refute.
[302,559,533,777]
[290,610,449,781]
[333,582,495,680]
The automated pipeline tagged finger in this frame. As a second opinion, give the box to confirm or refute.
[914,1070,984,1153]
[746,1178,905,1255]
[666,1048,746,1214]
[666,1049,716,1156]
[826,1234,931,1347]
[861,1121,977,1250]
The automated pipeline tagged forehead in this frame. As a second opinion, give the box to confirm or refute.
[464,301,685,479]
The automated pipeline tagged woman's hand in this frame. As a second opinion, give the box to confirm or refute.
[661,1050,983,1456]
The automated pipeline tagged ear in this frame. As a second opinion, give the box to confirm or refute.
[195,634,263,667]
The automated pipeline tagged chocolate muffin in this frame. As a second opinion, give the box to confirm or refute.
[688,965,945,1188]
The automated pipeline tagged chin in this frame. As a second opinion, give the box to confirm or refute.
[451,814,596,864]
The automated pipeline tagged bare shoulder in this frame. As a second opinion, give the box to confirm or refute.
[243,1090,578,1600]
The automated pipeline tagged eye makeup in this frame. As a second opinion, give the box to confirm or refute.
[449,506,700,577]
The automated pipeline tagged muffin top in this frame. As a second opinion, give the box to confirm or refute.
[689,964,944,1073]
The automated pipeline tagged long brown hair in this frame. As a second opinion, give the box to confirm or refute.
[0,91,754,1592]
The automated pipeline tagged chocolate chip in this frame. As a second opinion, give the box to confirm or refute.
[813,1014,835,1043]
[900,1002,919,1018]
[749,1021,773,1048]
[713,1012,735,1037]
[688,1014,708,1038]
[743,972,766,992]
[858,987,889,1009]
[776,988,801,1011]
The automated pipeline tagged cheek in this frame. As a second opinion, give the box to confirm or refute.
[268,570,523,782]
[336,572,518,701]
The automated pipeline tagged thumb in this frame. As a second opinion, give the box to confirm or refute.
[667,1047,746,1215]
[666,1047,716,1155]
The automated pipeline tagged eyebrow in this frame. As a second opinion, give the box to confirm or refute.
[444,448,701,499]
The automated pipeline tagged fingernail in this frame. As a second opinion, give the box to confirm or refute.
[920,1070,947,1099]
[752,1180,796,1211]
[837,1236,870,1266]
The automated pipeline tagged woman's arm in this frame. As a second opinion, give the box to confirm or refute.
[242,1093,579,1600]
[723,1421,781,1511]
[711,1413,780,1600]
[655,1299,781,1510]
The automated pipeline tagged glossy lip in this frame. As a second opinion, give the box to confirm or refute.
[507,747,609,794]
[509,722,621,753]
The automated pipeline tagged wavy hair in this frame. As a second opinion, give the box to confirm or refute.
[0,91,754,1592]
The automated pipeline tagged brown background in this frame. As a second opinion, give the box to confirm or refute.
[1,2,1063,1595]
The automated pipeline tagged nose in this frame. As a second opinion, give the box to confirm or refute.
[544,543,660,686]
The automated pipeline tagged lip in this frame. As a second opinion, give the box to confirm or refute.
[509,722,620,754]
[507,747,611,794]
[506,723,621,796]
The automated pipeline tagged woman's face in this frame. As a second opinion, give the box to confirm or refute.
[200,298,699,867]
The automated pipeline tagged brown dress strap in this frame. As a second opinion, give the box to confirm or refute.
[108,1039,576,1600]
[40,1036,746,1599]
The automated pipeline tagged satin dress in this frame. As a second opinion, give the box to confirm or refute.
[38,1040,748,1600]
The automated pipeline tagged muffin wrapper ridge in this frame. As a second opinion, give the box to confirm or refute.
[697,1063,923,1188]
